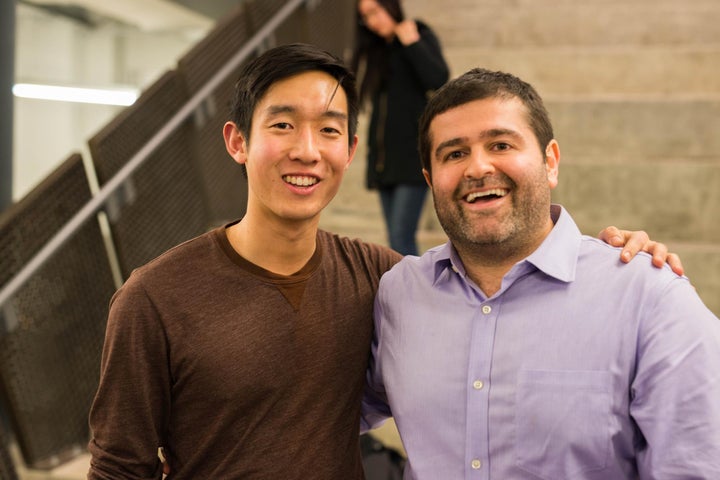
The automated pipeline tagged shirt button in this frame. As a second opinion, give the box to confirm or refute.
[471,459,482,469]
[482,305,492,314]
[473,380,484,390]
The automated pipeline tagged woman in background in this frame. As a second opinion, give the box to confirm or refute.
[351,0,449,256]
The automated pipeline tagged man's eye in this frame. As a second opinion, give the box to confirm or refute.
[445,150,465,161]
[272,122,292,130]
[321,127,341,135]
[492,142,511,151]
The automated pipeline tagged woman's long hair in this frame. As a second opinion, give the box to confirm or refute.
[350,0,405,106]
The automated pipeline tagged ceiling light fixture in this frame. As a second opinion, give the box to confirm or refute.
[12,83,139,106]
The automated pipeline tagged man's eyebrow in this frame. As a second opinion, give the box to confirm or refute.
[483,128,521,140]
[264,104,347,121]
[265,105,295,116]
[321,109,348,121]
[434,128,522,157]
[434,137,467,158]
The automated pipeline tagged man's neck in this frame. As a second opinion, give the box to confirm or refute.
[226,212,319,276]
[456,244,528,297]
[455,220,554,297]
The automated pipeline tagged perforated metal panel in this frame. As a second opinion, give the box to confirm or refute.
[88,70,211,278]
[245,0,356,60]
[178,6,252,94]
[186,79,249,225]
[0,154,115,469]
[178,7,250,225]
[244,0,288,32]
[245,0,307,48]
[304,0,356,58]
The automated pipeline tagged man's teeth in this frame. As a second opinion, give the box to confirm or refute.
[283,175,318,186]
[466,189,507,203]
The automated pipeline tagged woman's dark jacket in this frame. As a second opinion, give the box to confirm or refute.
[366,20,449,189]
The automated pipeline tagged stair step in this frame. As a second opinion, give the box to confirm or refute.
[406,0,720,48]
[552,162,720,243]
[447,46,720,95]
[546,98,720,157]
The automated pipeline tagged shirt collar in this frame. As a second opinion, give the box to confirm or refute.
[431,204,581,286]
[525,204,580,283]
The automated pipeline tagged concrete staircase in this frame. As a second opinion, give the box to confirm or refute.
[322,0,720,317]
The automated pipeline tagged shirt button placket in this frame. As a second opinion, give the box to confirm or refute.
[466,305,493,480]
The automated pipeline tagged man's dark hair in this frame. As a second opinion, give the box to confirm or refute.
[230,43,359,148]
[418,68,554,177]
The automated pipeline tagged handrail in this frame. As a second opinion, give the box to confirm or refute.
[0,0,307,308]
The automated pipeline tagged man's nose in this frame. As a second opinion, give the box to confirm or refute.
[291,127,320,163]
[465,149,495,178]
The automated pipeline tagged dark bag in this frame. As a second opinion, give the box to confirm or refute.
[360,433,405,480]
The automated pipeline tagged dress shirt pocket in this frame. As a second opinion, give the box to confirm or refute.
[515,369,611,480]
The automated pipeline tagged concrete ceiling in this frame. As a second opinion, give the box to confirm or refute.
[20,0,244,32]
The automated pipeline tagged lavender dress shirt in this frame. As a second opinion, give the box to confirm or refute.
[364,205,720,479]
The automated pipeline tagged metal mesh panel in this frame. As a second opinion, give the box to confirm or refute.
[185,78,248,225]
[88,72,188,185]
[178,6,251,94]
[305,0,356,58]
[88,70,211,278]
[245,0,308,47]
[178,7,250,225]
[245,0,356,59]
[243,0,288,32]
[0,154,115,469]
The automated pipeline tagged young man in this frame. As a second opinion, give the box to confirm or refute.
[88,43,400,480]
[87,44,681,479]
[364,68,720,478]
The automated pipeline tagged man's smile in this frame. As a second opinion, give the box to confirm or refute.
[283,175,319,187]
[464,188,509,203]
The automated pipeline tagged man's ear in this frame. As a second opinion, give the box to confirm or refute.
[422,168,432,187]
[223,121,247,165]
[545,139,560,189]
[345,134,359,170]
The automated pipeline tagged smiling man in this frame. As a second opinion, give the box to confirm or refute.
[87,44,401,480]
[364,68,720,479]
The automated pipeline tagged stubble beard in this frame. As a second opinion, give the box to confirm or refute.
[433,177,552,263]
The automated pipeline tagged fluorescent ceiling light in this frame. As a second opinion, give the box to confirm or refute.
[34,0,213,31]
[13,83,139,106]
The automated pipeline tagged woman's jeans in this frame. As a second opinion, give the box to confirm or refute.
[379,184,428,256]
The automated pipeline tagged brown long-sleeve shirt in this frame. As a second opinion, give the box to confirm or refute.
[88,225,400,479]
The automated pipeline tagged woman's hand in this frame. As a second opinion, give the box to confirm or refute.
[395,20,420,45]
